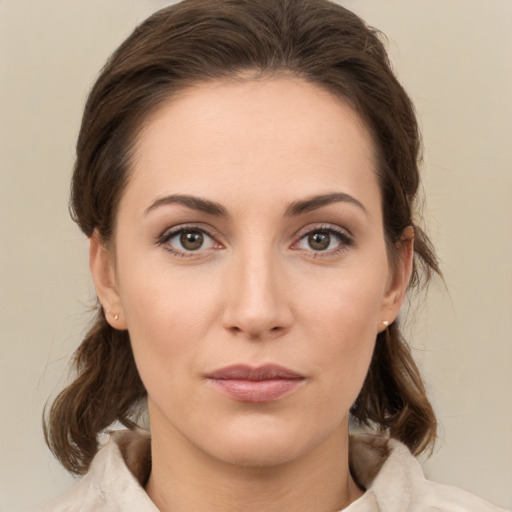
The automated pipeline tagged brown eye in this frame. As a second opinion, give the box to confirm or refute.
[307,232,331,251]
[162,227,217,255]
[294,226,353,254]
[180,230,204,251]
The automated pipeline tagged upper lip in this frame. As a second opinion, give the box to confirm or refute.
[206,364,304,381]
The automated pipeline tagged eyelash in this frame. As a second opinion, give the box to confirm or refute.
[157,224,220,258]
[293,224,354,257]
[156,223,354,258]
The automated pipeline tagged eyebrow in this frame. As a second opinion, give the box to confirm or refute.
[144,191,366,218]
[144,194,228,217]
[285,192,368,217]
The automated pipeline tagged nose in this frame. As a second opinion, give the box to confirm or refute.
[222,247,293,340]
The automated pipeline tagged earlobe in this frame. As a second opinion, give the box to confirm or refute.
[380,226,414,328]
[89,231,127,330]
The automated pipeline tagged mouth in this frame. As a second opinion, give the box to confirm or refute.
[206,364,305,403]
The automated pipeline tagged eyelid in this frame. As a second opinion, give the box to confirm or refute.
[291,223,354,254]
[294,222,353,239]
[157,223,222,256]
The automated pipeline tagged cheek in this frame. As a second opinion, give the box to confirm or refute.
[115,251,223,391]
[295,264,387,391]
[298,263,387,341]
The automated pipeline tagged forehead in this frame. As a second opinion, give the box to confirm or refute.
[126,77,380,214]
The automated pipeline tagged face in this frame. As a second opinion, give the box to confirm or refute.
[91,77,411,468]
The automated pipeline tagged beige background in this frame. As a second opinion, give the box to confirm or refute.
[0,1,511,511]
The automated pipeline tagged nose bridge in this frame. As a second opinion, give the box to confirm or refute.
[223,238,290,338]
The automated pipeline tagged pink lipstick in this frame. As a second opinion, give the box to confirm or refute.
[206,364,304,403]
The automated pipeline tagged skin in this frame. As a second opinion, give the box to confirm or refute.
[90,77,413,512]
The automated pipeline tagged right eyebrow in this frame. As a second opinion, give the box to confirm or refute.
[144,194,229,217]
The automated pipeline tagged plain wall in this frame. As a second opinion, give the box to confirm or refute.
[0,1,510,511]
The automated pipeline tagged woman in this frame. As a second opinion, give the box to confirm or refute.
[42,0,506,510]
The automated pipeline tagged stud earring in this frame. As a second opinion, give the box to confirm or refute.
[382,320,390,327]
[106,309,119,321]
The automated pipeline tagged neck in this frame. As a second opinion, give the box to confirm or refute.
[145,416,363,512]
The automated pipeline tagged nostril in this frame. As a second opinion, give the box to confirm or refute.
[226,323,286,339]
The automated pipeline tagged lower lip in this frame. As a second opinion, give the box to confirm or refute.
[208,378,303,403]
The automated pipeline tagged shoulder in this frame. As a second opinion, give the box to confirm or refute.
[42,429,157,512]
[413,478,509,512]
[347,434,508,512]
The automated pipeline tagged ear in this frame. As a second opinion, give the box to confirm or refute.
[379,226,414,331]
[89,230,127,330]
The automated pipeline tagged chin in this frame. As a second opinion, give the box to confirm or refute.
[209,435,306,468]
[198,415,344,468]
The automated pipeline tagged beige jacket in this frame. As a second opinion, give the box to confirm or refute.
[43,429,508,511]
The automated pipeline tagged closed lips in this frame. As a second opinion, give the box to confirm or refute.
[206,364,305,403]
[206,364,304,381]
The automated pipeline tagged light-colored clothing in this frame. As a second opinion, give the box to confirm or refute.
[43,429,507,511]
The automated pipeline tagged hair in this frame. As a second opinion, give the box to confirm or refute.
[44,0,441,475]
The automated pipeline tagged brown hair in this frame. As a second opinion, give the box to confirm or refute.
[45,0,440,475]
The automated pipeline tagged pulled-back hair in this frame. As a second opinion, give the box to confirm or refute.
[45,0,440,475]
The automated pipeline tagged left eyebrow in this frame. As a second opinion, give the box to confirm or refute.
[285,192,368,217]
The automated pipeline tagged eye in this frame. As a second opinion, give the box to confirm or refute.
[306,231,333,251]
[294,227,353,253]
[176,230,206,251]
[159,227,218,255]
